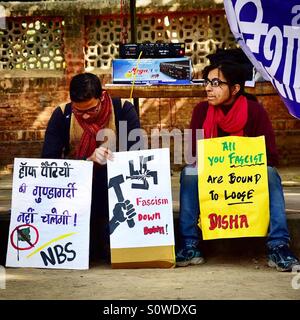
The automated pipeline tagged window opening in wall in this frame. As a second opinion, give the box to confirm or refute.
[0,17,65,71]
[84,12,237,73]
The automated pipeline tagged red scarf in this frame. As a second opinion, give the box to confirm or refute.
[74,90,112,159]
[203,95,248,139]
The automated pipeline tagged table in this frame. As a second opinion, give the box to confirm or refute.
[103,82,276,98]
[104,84,207,98]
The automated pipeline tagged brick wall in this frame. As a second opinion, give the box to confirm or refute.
[0,76,68,167]
[0,1,299,170]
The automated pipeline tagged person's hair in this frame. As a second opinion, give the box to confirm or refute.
[69,73,102,102]
[202,60,257,101]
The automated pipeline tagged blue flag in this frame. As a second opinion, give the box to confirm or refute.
[224,0,300,119]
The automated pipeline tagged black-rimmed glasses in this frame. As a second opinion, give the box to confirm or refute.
[204,78,228,87]
[72,100,101,116]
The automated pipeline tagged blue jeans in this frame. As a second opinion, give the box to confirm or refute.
[179,165,290,249]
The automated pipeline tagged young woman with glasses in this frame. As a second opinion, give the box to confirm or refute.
[176,60,300,272]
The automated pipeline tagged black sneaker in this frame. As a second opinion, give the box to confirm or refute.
[267,244,300,272]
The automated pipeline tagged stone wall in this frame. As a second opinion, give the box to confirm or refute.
[0,0,299,169]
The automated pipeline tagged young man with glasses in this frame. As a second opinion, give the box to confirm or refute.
[176,60,300,272]
[41,72,140,261]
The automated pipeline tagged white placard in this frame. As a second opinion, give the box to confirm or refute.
[6,158,93,270]
[107,148,175,249]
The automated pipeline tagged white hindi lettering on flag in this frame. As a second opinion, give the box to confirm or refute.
[224,0,300,118]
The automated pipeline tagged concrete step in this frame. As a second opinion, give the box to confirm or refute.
[0,189,12,201]
[1,172,299,218]
[0,174,13,189]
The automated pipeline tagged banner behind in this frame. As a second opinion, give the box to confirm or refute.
[6,158,93,269]
[224,0,300,119]
[197,136,270,240]
[107,148,175,268]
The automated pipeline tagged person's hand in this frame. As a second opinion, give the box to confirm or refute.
[112,200,136,224]
[109,200,136,234]
[87,146,113,165]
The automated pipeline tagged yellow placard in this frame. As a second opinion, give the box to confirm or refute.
[197,136,270,240]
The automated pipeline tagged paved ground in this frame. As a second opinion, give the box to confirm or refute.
[0,255,299,300]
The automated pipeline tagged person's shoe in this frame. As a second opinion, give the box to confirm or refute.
[267,244,300,272]
[176,245,205,267]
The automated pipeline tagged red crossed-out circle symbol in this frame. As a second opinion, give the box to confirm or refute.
[10,224,39,250]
